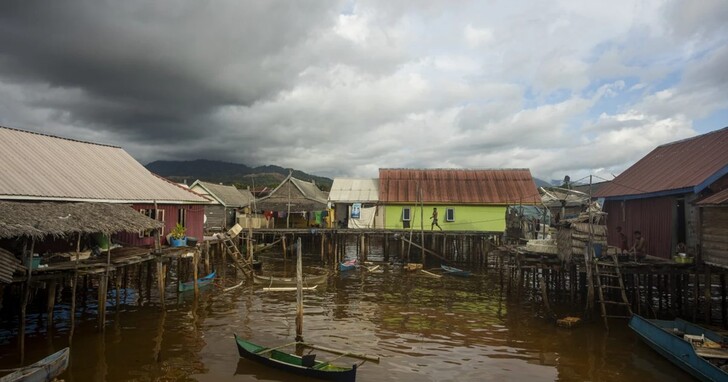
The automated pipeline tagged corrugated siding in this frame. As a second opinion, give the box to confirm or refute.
[379,169,540,204]
[702,207,728,267]
[604,196,674,259]
[328,178,379,202]
[0,127,208,203]
[597,127,728,198]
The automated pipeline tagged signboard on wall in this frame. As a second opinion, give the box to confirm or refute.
[351,203,361,219]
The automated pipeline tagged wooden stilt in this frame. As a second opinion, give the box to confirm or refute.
[704,268,713,323]
[193,250,200,296]
[46,279,57,327]
[98,274,108,331]
[157,257,165,308]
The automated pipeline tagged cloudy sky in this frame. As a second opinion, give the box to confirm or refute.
[0,1,726,183]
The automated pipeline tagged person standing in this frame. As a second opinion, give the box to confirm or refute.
[616,226,628,254]
[430,208,442,231]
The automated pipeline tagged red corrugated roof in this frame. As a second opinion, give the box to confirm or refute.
[378,168,540,204]
[596,127,728,198]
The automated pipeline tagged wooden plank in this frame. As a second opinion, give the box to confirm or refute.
[695,347,728,360]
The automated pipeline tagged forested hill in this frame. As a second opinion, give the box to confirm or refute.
[145,159,333,190]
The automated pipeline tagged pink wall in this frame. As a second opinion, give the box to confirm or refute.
[115,204,205,247]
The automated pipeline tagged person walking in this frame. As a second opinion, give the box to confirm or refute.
[430,208,442,231]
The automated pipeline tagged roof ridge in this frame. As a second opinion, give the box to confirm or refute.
[656,126,728,149]
[0,125,122,149]
[379,168,531,171]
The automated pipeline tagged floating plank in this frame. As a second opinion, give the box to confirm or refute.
[420,269,442,278]
[263,285,318,292]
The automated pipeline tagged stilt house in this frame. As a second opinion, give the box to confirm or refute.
[189,180,254,231]
[378,168,541,232]
[595,127,728,260]
[328,178,380,228]
[0,126,210,255]
[256,173,328,228]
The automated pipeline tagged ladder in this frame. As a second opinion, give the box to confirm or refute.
[594,253,633,330]
[221,234,254,277]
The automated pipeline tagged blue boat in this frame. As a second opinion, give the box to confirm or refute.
[178,271,216,292]
[441,265,470,277]
[629,314,728,382]
[339,259,357,272]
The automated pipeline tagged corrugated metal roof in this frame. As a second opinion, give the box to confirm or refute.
[0,126,209,203]
[328,178,379,202]
[378,168,541,205]
[190,180,253,207]
[290,177,328,204]
[695,188,728,206]
[596,127,728,199]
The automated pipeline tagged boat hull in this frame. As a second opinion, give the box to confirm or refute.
[441,265,471,277]
[178,271,216,292]
[234,335,356,382]
[629,315,728,382]
[0,347,69,382]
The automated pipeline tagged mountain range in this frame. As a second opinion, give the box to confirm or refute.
[145,159,333,190]
[146,159,552,192]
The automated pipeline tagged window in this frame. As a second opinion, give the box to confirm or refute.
[402,207,411,221]
[178,208,187,227]
[139,209,165,237]
[445,208,455,222]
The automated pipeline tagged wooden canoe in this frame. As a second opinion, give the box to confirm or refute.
[253,273,328,286]
[0,347,70,382]
[178,271,216,292]
[629,314,728,382]
[441,265,471,277]
[234,334,356,382]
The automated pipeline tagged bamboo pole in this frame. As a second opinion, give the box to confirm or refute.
[295,238,304,342]
[296,343,380,363]
[46,279,57,328]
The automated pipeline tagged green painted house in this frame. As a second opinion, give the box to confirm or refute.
[379,168,541,232]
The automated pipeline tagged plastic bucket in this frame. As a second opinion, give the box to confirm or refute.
[592,243,603,258]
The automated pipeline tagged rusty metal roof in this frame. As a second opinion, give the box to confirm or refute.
[695,188,728,206]
[0,126,209,204]
[378,168,540,205]
[596,127,728,199]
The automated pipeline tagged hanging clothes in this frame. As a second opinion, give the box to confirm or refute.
[263,211,274,221]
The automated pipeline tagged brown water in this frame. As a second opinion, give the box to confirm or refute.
[0,253,694,381]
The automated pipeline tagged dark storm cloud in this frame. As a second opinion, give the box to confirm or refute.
[0,1,338,141]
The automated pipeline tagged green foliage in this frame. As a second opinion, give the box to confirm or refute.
[171,223,186,239]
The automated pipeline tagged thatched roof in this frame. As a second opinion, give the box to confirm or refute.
[0,201,163,239]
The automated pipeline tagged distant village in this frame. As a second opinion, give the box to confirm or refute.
[0,124,727,379]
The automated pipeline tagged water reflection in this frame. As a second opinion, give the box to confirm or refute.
[0,251,695,381]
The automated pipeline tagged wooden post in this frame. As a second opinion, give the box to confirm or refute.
[115,272,122,309]
[98,274,107,331]
[704,268,712,324]
[721,274,727,329]
[282,235,288,261]
[321,233,325,262]
[157,257,165,309]
[193,249,200,296]
[20,238,34,363]
[295,238,304,342]
[46,279,57,327]
[204,240,211,274]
